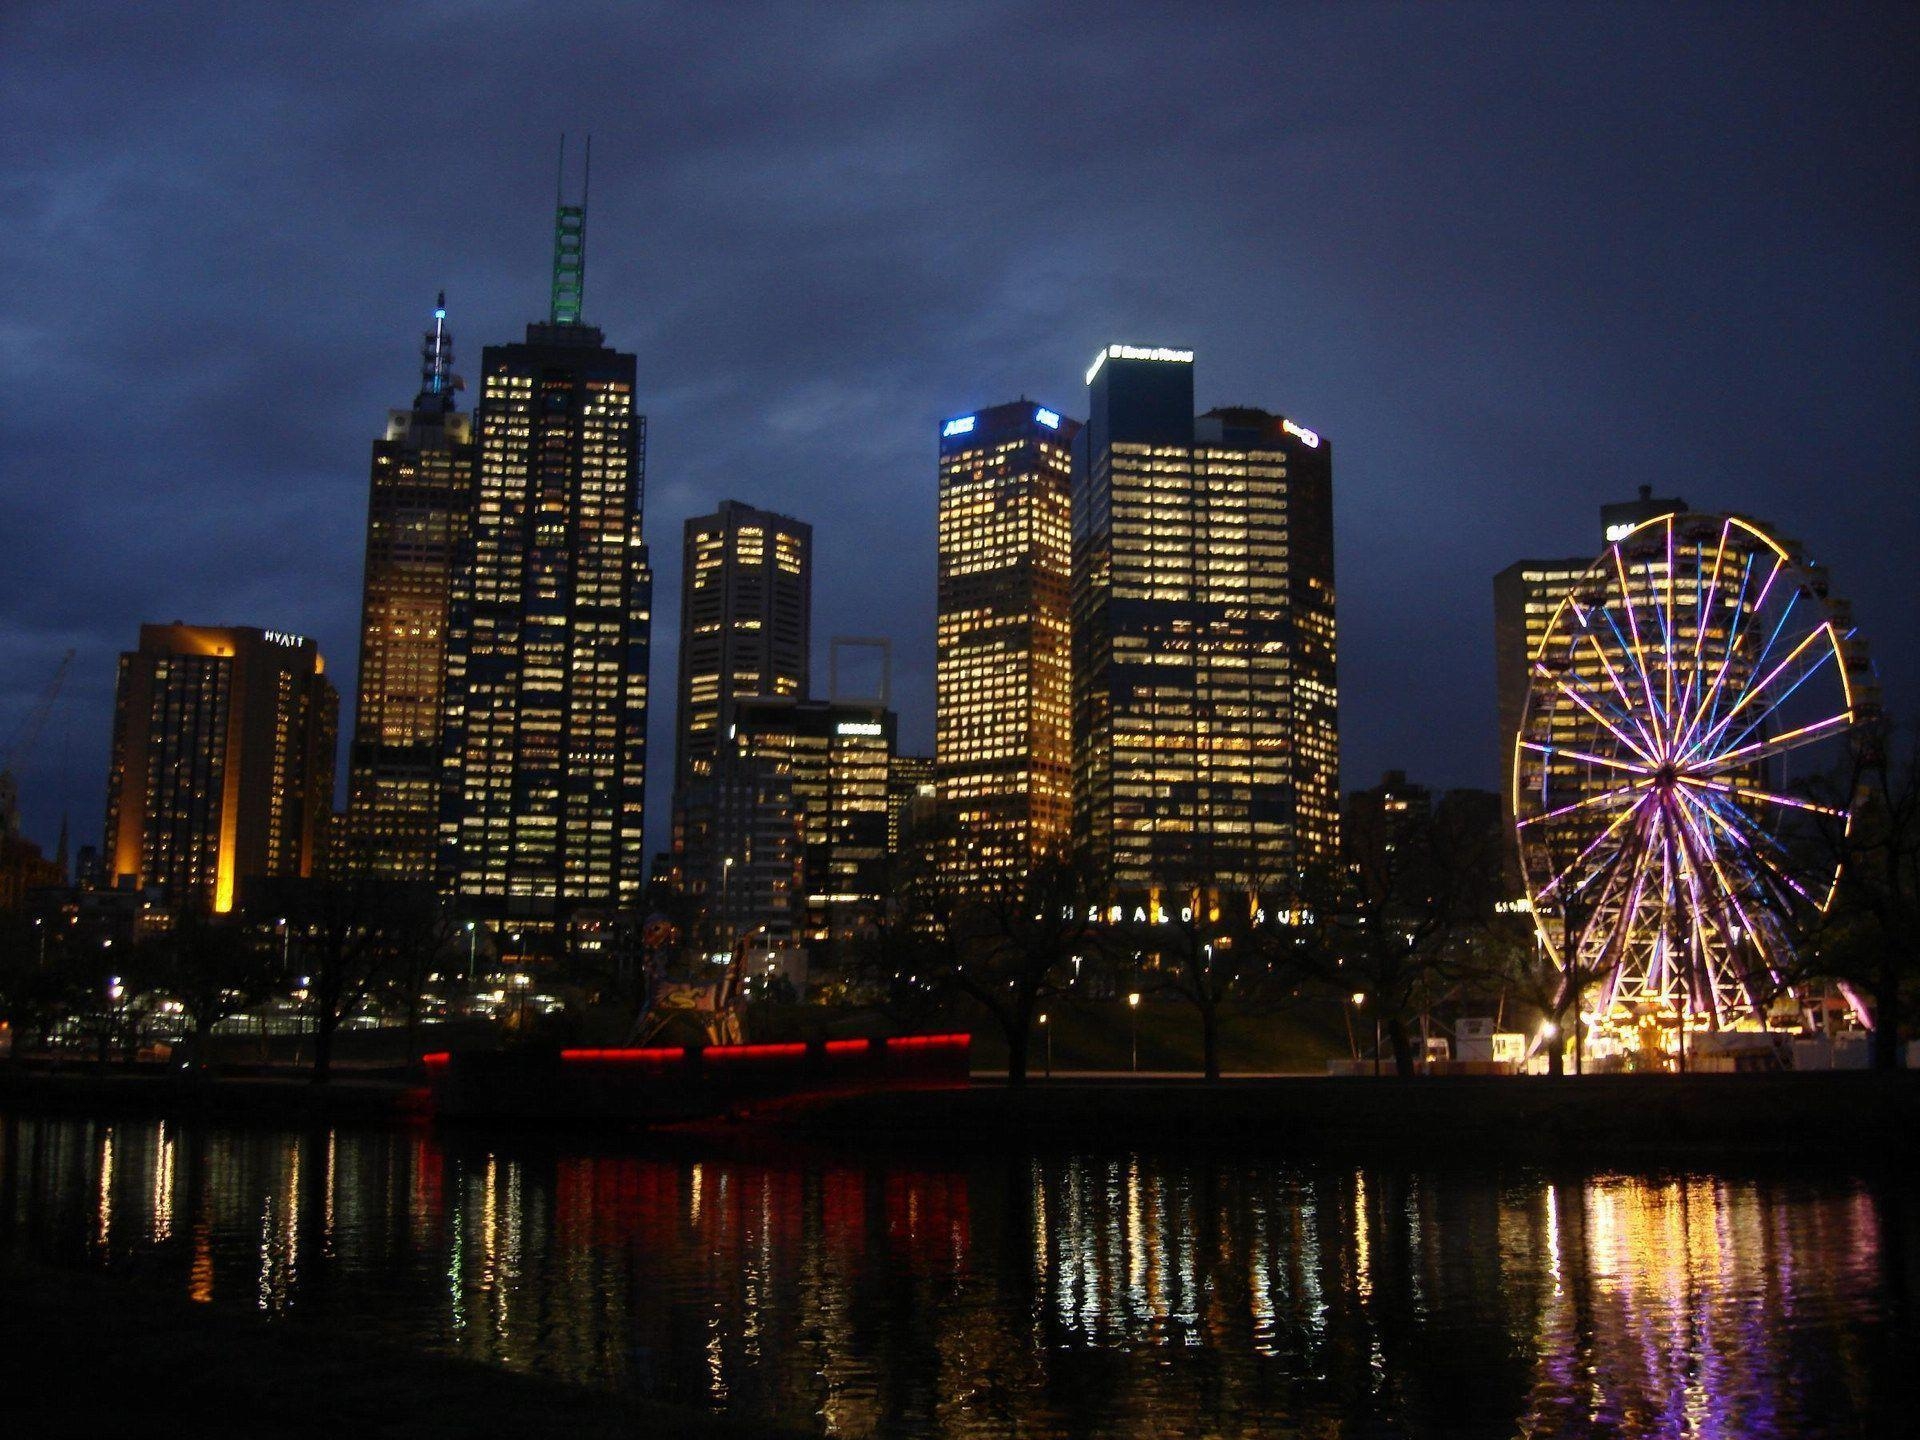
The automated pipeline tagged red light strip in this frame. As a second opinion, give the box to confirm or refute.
[884,1033,971,1051]
[824,1038,871,1055]
[421,1052,451,1068]
[704,1042,809,1061]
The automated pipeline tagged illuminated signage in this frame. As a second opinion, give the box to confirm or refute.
[1085,343,1195,386]
[835,721,884,736]
[1035,407,1061,429]
[941,415,975,439]
[1281,418,1320,448]
[263,630,305,648]
[1605,523,1634,542]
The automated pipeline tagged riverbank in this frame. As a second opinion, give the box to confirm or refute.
[1,1257,799,1439]
[0,1063,424,1122]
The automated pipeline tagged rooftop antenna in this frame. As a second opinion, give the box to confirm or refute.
[550,133,589,324]
[418,289,455,411]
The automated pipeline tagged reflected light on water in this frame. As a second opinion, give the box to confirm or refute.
[0,1113,1911,1439]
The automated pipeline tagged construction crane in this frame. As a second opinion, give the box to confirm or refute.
[0,648,75,839]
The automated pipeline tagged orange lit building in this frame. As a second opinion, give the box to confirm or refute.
[935,400,1078,881]
[345,293,474,880]
[103,624,338,911]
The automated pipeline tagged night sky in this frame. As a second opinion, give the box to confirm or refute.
[3,3,1915,865]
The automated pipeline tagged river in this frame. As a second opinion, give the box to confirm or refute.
[1,1112,1911,1437]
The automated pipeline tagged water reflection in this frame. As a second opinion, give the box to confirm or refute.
[0,1113,1911,1438]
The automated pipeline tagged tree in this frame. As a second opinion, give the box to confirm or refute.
[131,905,275,1066]
[260,872,422,1083]
[1794,718,1920,1070]
[873,831,1099,1087]
[1306,791,1505,1077]
[0,913,78,1061]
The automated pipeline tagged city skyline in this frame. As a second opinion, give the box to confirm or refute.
[2,5,1915,866]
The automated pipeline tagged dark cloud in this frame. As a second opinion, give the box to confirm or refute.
[2,1,1914,860]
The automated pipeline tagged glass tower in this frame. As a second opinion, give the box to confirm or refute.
[935,400,1078,881]
[1071,347,1339,899]
[437,192,652,926]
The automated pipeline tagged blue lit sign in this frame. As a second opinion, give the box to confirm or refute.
[1035,407,1061,429]
[942,415,976,438]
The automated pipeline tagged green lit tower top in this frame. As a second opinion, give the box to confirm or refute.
[551,133,588,324]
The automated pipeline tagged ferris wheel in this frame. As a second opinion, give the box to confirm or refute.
[1513,512,1871,1030]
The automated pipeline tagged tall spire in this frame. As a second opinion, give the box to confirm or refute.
[550,132,589,325]
[417,290,455,412]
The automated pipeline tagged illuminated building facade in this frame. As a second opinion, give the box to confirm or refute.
[935,400,1078,880]
[438,188,653,925]
[674,501,811,793]
[727,697,895,939]
[345,294,474,880]
[103,625,338,912]
[1071,346,1339,897]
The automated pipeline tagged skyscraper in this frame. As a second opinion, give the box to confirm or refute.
[438,162,653,926]
[345,294,474,880]
[674,501,811,797]
[935,400,1078,880]
[671,500,811,920]
[1071,346,1338,899]
[103,624,338,912]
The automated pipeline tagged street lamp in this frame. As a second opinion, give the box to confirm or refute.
[1039,1011,1052,1079]
[465,921,477,984]
[1127,991,1141,1073]
[1352,992,1380,1077]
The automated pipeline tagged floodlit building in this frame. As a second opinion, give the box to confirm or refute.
[935,399,1078,881]
[437,166,654,926]
[1071,346,1339,899]
[103,624,338,912]
[345,293,474,880]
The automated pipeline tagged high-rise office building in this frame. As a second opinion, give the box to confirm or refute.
[674,501,811,793]
[103,624,338,912]
[438,171,653,925]
[345,294,474,880]
[887,752,935,857]
[1492,486,1688,841]
[935,400,1078,880]
[728,696,896,939]
[670,501,810,921]
[1071,346,1339,898]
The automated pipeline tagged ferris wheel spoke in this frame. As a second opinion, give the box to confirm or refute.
[1696,711,1852,777]
[1583,631,1663,758]
[1698,634,1842,767]
[1530,664,1657,764]
[1675,785,1817,908]
[1516,782,1645,830]
[1610,548,1669,738]
[1676,551,1780,757]
[1518,740,1652,778]
[1529,791,1650,904]
[1675,774,1846,820]
[1685,620,1835,764]
[1666,797,1771,1016]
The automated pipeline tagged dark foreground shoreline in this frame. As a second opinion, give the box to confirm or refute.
[1,1257,799,1439]
[3,1064,1916,1159]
